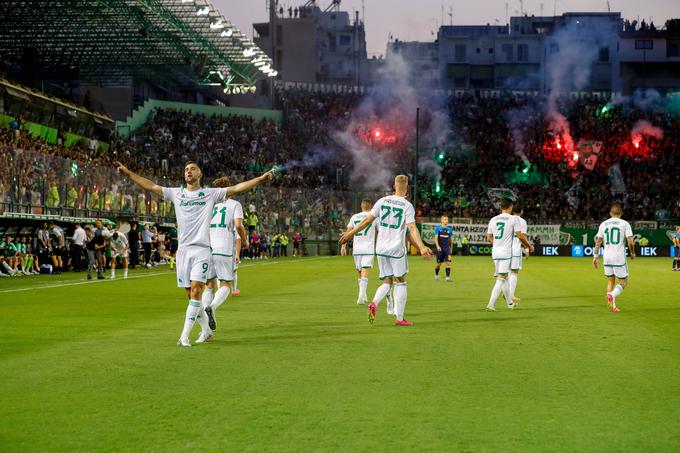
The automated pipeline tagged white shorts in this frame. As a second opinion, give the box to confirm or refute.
[377,255,408,279]
[511,255,522,271]
[111,250,129,259]
[353,255,374,272]
[175,245,211,288]
[493,258,511,276]
[604,263,628,279]
[210,253,235,282]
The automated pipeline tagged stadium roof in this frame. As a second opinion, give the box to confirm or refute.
[0,0,275,87]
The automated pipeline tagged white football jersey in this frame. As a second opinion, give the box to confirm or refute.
[512,216,528,256]
[487,213,518,260]
[370,195,415,258]
[109,232,128,252]
[209,199,244,255]
[347,211,377,256]
[596,217,633,265]
[162,187,228,248]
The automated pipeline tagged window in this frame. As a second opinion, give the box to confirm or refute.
[501,43,513,61]
[339,35,351,46]
[667,40,680,57]
[518,44,529,62]
[488,48,494,54]
[476,48,481,54]
[453,77,467,87]
[550,42,559,53]
[454,44,466,62]
[598,47,609,62]
[635,39,653,50]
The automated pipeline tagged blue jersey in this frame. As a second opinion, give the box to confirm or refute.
[434,225,453,250]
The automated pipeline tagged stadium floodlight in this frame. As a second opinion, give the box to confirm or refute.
[181,0,194,3]
[221,29,233,37]
[210,19,225,29]
[196,6,210,16]
[243,48,256,57]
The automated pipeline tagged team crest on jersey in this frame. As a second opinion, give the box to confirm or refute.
[199,191,205,197]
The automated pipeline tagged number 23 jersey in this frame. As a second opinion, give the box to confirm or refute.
[370,195,415,258]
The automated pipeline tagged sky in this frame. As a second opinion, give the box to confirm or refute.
[214,0,680,56]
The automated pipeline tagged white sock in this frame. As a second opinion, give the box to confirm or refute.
[181,300,201,339]
[210,285,231,311]
[110,269,115,278]
[372,283,392,307]
[501,279,512,306]
[611,284,624,298]
[358,277,368,300]
[233,272,238,291]
[488,278,505,308]
[393,282,407,321]
[196,306,210,333]
[123,269,128,278]
[201,287,214,309]
[508,272,518,297]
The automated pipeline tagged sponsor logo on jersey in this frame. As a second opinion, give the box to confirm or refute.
[179,200,207,207]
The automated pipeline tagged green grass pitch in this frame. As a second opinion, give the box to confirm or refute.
[1,256,679,451]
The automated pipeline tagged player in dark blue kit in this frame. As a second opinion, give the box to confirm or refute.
[434,215,453,282]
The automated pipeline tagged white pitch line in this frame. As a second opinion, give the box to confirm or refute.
[0,256,339,294]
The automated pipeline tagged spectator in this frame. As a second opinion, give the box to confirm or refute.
[71,222,86,272]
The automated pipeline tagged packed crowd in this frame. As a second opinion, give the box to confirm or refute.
[2,87,680,229]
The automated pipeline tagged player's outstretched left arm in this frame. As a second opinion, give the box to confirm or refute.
[593,237,603,269]
[340,215,375,244]
[627,236,635,260]
[407,222,433,259]
[227,170,274,196]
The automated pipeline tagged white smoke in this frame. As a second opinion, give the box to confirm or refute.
[631,119,664,142]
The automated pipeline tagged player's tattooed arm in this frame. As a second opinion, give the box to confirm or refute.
[339,215,375,244]
[593,236,604,268]
[407,222,433,259]
[115,161,163,196]
[516,232,534,254]
[227,170,274,195]
[627,236,635,260]
[340,226,353,255]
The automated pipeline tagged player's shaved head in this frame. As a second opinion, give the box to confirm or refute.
[212,176,231,188]
[610,203,623,217]
[394,174,408,194]
[512,204,523,215]
[500,198,513,210]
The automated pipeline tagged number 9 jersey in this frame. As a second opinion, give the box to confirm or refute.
[370,195,416,258]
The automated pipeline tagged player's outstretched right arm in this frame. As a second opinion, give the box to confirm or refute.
[407,222,434,259]
[116,161,163,196]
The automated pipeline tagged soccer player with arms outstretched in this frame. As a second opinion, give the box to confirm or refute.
[340,175,433,326]
[486,198,533,311]
[593,203,635,312]
[341,199,378,305]
[116,160,272,346]
[434,215,453,282]
[201,176,249,338]
[509,204,530,302]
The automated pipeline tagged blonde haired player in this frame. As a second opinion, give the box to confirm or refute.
[341,199,378,305]
[116,160,272,346]
[486,198,533,311]
[593,203,635,312]
[340,175,433,326]
[201,176,249,337]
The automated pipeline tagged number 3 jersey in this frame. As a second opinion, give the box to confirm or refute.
[209,198,244,256]
[596,217,633,265]
[370,195,415,258]
[347,212,378,256]
[487,213,519,260]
